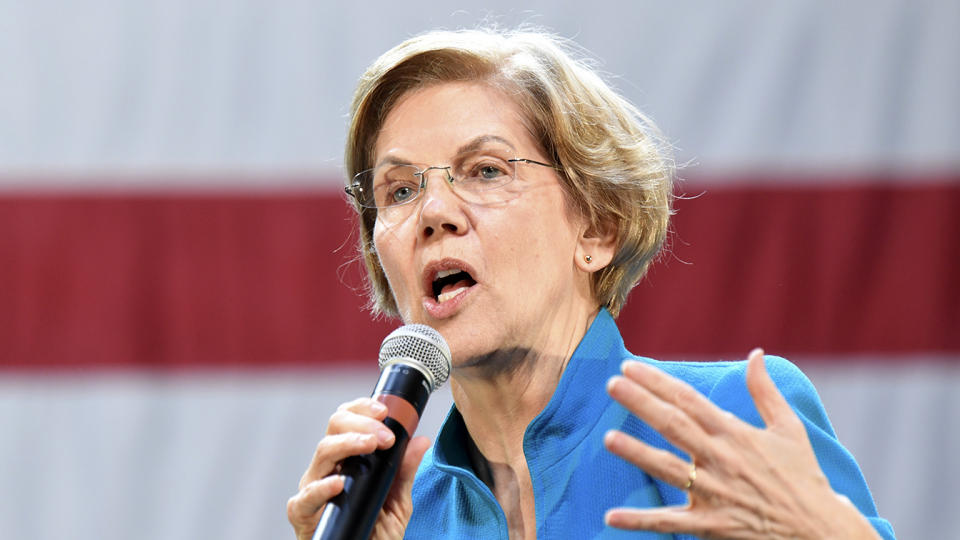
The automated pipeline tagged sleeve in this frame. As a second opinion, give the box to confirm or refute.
[709,356,896,540]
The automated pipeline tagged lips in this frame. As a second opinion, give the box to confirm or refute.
[432,268,476,302]
[422,259,478,318]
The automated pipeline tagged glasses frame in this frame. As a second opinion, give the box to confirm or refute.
[345,157,556,210]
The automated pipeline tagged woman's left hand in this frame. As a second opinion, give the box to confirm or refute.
[603,348,880,540]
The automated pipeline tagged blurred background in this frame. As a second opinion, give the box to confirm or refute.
[1,0,957,538]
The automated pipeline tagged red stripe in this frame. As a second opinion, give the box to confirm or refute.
[621,177,960,359]
[1,177,957,369]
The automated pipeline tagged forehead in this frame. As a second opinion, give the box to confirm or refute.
[373,82,540,163]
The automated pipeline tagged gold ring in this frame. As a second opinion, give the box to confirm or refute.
[683,464,697,491]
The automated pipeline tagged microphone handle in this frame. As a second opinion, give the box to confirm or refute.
[313,361,430,540]
[313,416,410,540]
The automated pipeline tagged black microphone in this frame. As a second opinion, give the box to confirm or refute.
[313,324,451,540]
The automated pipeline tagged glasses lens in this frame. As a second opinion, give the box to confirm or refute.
[451,156,517,203]
[358,152,528,214]
[367,164,421,209]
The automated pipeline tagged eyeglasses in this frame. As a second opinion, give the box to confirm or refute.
[345,152,555,221]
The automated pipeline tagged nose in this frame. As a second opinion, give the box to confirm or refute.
[417,168,468,238]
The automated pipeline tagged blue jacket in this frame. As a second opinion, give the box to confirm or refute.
[406,310,895,538]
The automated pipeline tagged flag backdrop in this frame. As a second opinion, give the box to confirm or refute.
[1,1,958,538]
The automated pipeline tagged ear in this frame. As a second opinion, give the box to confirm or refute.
[575,218,617,273]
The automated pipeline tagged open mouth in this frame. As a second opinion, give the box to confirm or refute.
[431,268,477,303]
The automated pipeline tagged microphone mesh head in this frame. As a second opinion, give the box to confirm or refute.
[378,324,452,392]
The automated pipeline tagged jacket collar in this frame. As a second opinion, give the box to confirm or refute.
[432,308,627,474]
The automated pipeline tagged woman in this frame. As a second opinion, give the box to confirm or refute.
[287,28,895,539]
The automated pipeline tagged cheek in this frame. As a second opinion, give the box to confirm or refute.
[513,204,579,258]
[486,211,576,292]
[373,224,416,300]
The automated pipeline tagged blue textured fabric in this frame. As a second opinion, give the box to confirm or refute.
[406,310,895,539]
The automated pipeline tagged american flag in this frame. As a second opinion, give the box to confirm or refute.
[1,2,957,538]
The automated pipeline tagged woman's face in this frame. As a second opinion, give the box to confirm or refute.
[372,82,597,366]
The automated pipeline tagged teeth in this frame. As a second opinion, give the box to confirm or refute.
[435,269,462,279]
[437,286,468,303]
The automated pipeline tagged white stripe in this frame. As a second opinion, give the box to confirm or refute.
[1,360,956,539]
[0,0,957,183]
[0,368,454,540]
[804,357,960,536]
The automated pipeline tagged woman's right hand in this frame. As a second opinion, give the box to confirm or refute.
[286,397,431,540]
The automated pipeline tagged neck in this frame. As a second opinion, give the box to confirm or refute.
[449,307,599,465]
[447,304,601,540]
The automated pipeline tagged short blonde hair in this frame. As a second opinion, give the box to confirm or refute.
[345,28,674,318]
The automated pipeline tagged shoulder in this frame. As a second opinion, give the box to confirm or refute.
[633,355,894,538]
[647,354,804,390]
[644,355,830,431]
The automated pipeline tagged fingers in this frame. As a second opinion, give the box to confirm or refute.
[329,397,396,450]
[329,398,396,447]
[619,360,731,434]
[299,432,379,489]
[745,348,796,431]
[299,397,396,489]
[289,397,406,539]
[604,430,694,491]
[287,475,345,536]
[607,370,713,459]
[605,506,702,535]
[604,352,852,539]
[335,396,390,419]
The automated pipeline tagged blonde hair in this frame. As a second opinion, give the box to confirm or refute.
[345,28,674,317]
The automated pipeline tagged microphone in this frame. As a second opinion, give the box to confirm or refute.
[313,324,452,540]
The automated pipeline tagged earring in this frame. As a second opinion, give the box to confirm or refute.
[584,255,593,263]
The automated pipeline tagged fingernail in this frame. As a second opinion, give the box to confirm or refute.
[603,429,619,447]
[377,428,395,445]
[370,400,387,413]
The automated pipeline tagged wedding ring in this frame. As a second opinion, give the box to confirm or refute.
[683,464,697,491]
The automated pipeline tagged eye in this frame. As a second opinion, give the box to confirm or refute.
[390,185,417,203]
[477,165,507,180]
[461,156,511,183]
[374,165,421,206]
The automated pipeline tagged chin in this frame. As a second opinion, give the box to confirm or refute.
[437,329,479,361]
[433,325,491,366]
[401,301,506,363]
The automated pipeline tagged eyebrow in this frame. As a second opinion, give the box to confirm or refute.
[373,135,517,169]
[455,135,516,155]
